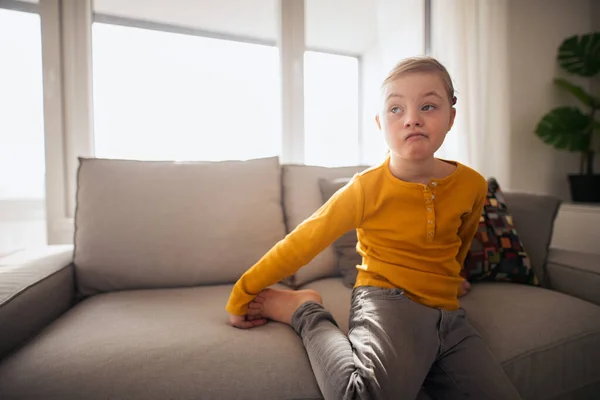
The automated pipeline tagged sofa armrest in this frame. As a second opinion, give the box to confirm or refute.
[0,245,75,360]
[546,248,600,306]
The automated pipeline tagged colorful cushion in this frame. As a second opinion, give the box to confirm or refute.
[463,178,539,286]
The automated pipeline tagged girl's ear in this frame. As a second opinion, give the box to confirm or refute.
[448,107,456,131]
[375,114,382,130]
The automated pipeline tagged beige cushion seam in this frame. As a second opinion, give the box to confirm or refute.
[548,261,600,277]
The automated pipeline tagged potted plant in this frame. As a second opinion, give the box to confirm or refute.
[535,32,600,202]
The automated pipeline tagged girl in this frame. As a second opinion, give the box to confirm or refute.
[225,56,522,400]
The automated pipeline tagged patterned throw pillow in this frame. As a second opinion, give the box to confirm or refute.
[463,178,539,285]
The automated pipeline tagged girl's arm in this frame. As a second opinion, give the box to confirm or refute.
[456,179,488,270]
[455,180,487,297]
[226,175,364,316]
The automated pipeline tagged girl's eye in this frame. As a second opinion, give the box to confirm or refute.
[422,104,436,111]
[391,106,401,114]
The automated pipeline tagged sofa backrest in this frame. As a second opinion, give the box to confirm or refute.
[72,156,561,296]
[73,157,287,297]
[281,164,370,287]
[502,192,561,287]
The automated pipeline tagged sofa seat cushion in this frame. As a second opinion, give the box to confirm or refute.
[299,277,354,334]
[460,283,600,399]
[301,278,600,400]
[0,284,321,400]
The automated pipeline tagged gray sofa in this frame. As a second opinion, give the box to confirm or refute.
[1,156,599,400]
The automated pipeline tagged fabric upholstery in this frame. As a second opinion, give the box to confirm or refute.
[281,164,368,287]
[0,246,75,360]
[501,191,561,287]
[461,282,600,400]
[463,178,538,285]
[299,277,354,334]
[74,157,287,296]
[546,248,600,306]
[303,278,600,400]
[318,177,361,288]
[0,284,322,400]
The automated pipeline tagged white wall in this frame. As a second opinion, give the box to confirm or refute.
[507,0,598,200]
[593,0,600,97]
[594,1,600,37]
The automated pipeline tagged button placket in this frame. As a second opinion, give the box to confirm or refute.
[423,184,436,241]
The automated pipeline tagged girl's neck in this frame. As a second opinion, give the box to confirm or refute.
[388,154,438,185]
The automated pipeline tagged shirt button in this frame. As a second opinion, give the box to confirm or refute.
[428,220,433,224]
[428,232,434,236]
[432,195,435,199]
[432,182,437,186]
[427,208,432,212]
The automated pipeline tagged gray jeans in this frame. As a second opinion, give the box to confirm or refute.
[291,286,522,400]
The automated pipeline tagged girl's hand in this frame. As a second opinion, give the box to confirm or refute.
[458,279,472,297]
[229,313,267,329]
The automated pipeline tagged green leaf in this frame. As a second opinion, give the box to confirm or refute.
[535,107,592,151]
[557,32,600,77]
[553,78,597,107]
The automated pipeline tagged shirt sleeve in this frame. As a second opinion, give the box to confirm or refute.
[455,177,487,269]
[225,175,364,315]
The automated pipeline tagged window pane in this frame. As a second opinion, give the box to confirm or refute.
[304,51,359,167]
[92,23,280,161]
[306,0,425,166]
[0,8,47,253]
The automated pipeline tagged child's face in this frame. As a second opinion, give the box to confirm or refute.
[376,72,456,162]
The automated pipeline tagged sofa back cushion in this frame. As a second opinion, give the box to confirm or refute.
[501,191,561,287]
[281,164,370,287]
[74,157,286,296]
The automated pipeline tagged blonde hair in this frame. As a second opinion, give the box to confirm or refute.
[381,56,456,105]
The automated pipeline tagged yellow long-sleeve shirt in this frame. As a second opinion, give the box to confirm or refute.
[226,157,488,315]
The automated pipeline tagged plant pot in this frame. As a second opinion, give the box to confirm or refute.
[568,174,600,203]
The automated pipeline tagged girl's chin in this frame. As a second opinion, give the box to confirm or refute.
[390,149,435,161]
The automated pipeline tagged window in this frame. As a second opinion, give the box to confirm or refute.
[0,0,429,252]
[304,51,359,167]
[304,0,423,167]
[92,23,281,161]
[0,8,47,253]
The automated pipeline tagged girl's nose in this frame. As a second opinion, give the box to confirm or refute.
[404,111,423,128]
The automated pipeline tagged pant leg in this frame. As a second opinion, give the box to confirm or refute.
[423,308,522,400]
[291,286,440,400]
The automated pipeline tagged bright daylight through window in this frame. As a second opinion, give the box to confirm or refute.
[0,8,47,254]
[304,51,359,167]
[92,23,282,162]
